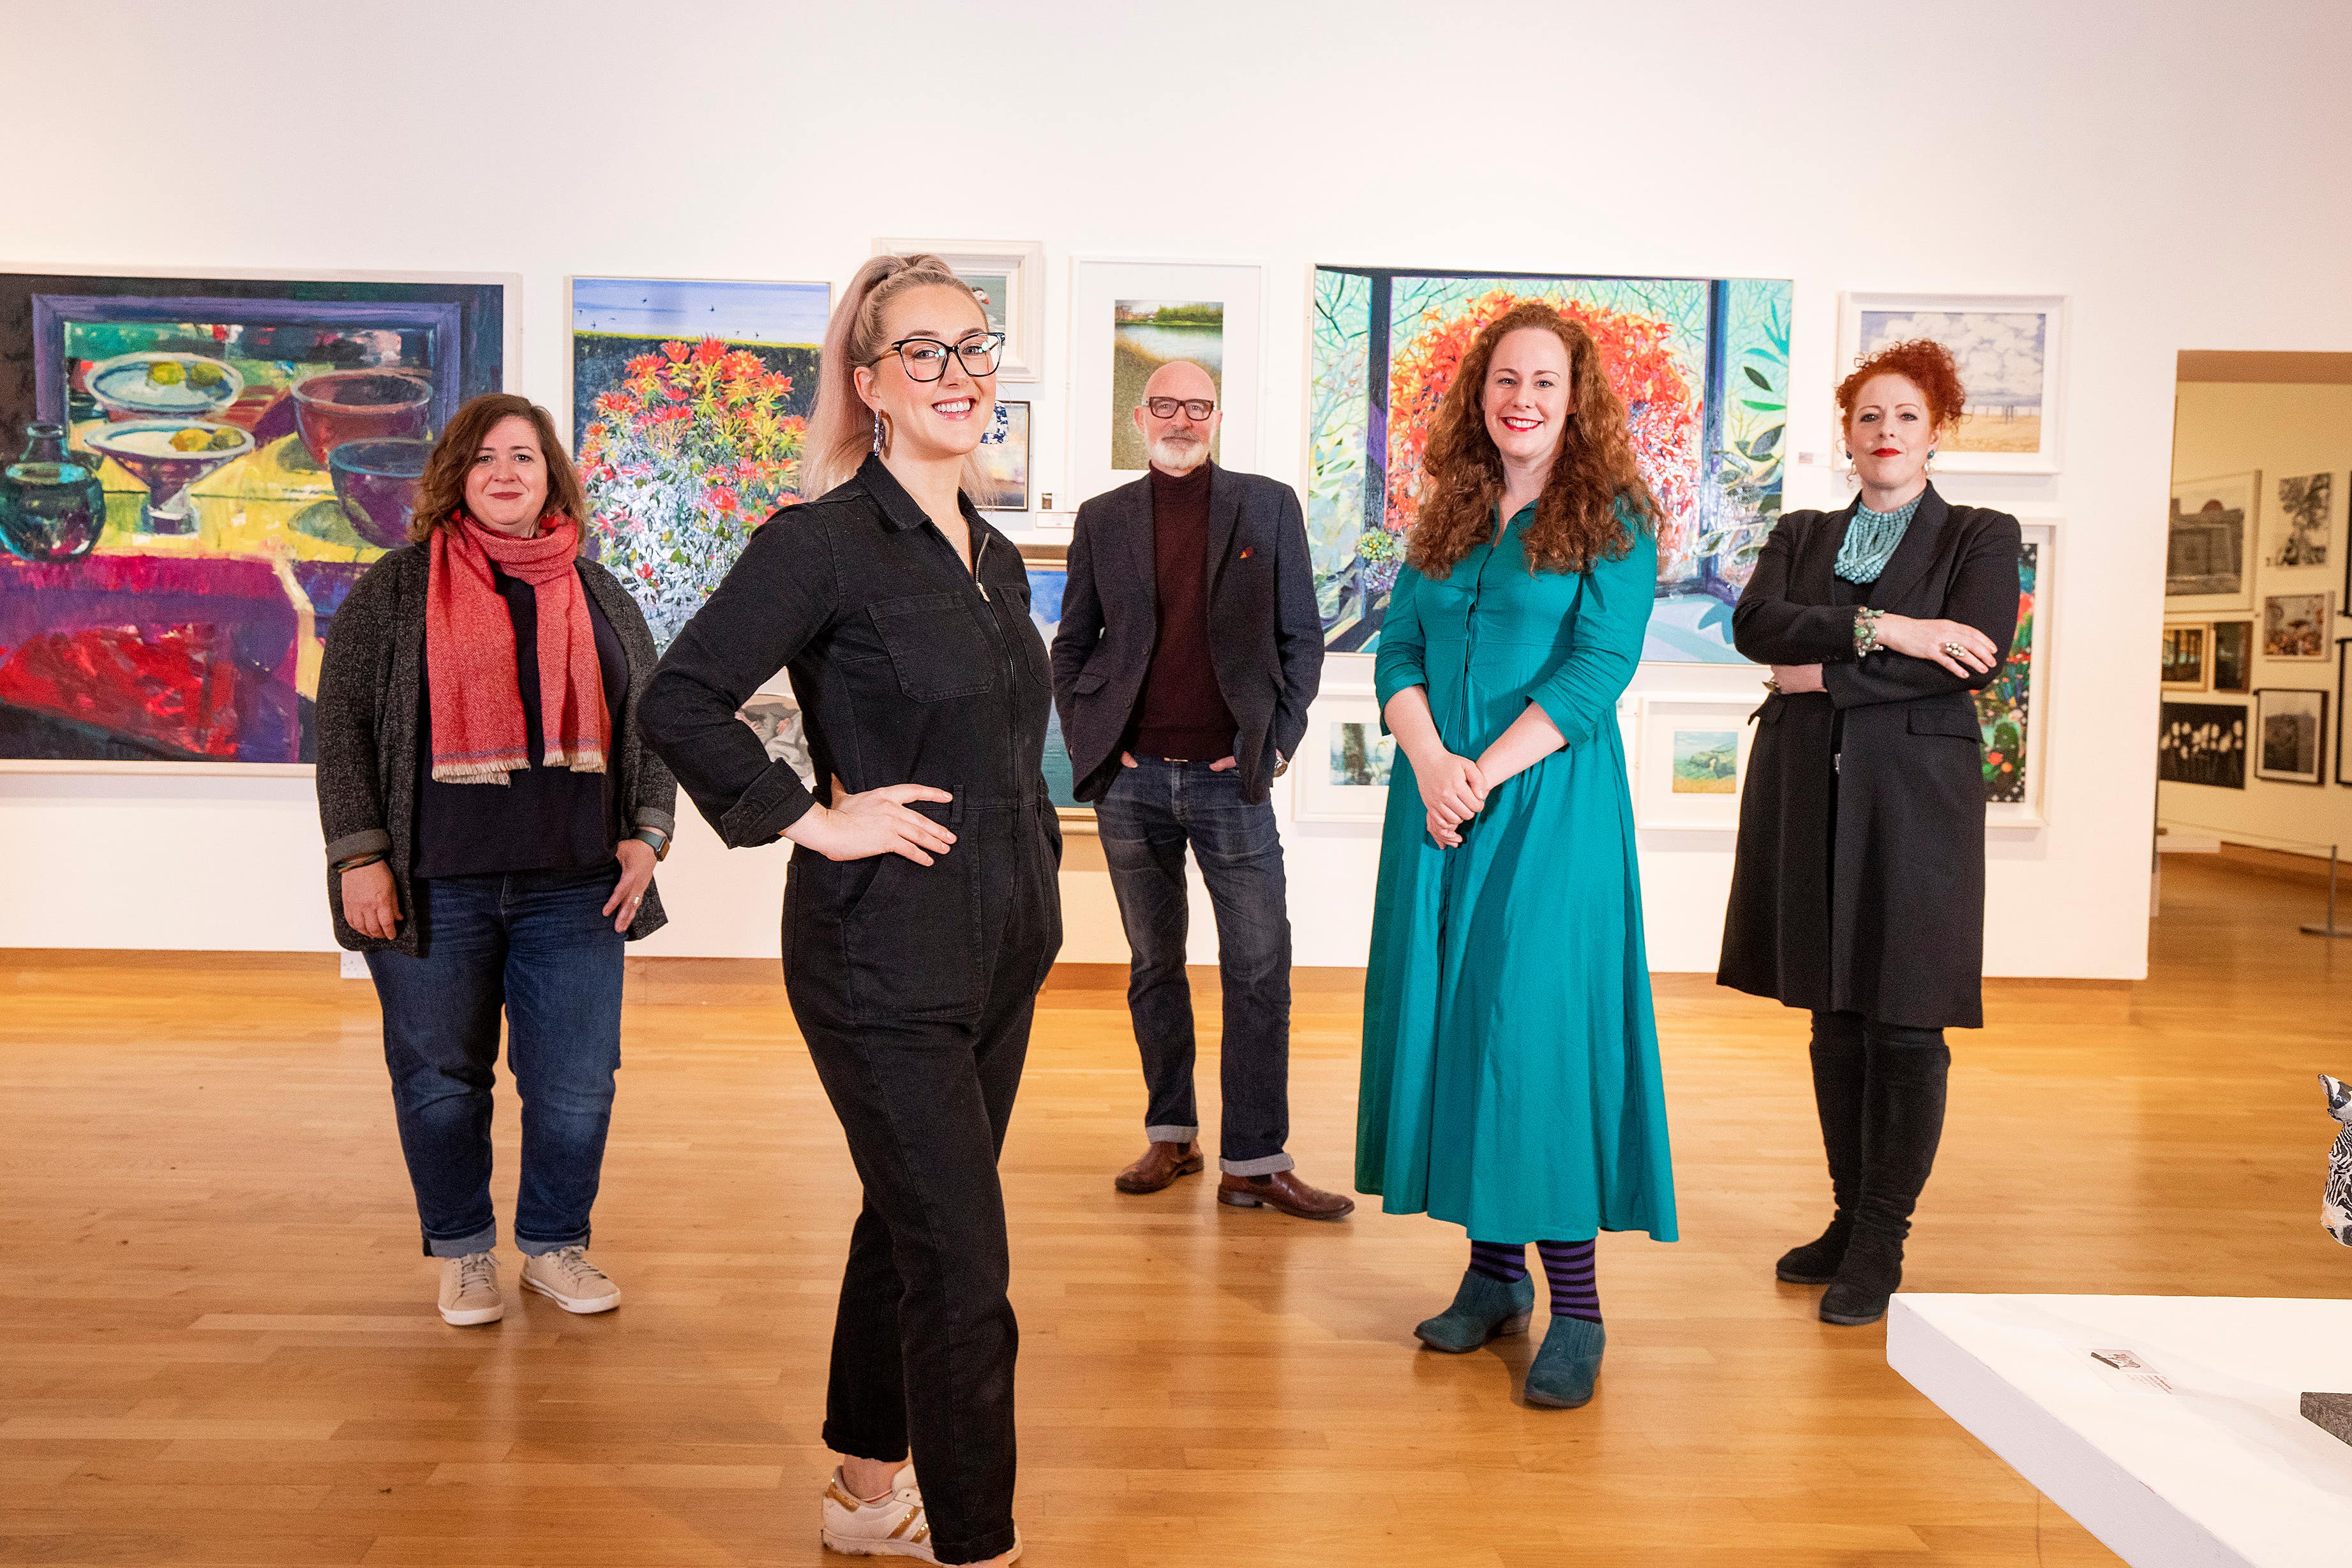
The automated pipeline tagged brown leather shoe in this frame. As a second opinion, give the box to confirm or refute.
[1217,1169,1356,1221]
[1114,1140,1204,1194]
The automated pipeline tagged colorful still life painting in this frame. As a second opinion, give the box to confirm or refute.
[0,269,508,765]
[1307,267,1791,662]
[571,277,828,650]
[1978,539,2039,807]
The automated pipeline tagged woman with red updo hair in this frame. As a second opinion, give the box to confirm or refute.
[1717,338,2021,1328]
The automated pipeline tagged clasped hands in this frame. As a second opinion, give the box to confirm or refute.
[1412,745,1488,849]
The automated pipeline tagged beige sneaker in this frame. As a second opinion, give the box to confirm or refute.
[820,1467,1019,1562]
[438,1251,503,1327]
[521,1246,620,1314]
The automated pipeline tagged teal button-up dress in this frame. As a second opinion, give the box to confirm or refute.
[1356,504,1679,1243]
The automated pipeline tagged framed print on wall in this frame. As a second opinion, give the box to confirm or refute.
[1981,518,2056,825]
[2167,472,2258,615]
[2210,620,2253,693]
[1633,693,1760,830]
[1015,541,1091,827]
[1068,257,1262,507]
[2268,472,2333,570]
[2336,640,2352,786]
[1837,292,2064,474]
[0,264,515,772]
[569,275,828,650]
[1292,691,1397,825]
[2252,687,2327,786]
[2263,590,2332,659]
[874,240,1045,383]
[975,400,1031,512]
[2157,700,2247,789]
[2159,623,2208,691]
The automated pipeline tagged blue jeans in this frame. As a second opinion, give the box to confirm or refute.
[1095,757,1292,1174]
[365,863,627,1257]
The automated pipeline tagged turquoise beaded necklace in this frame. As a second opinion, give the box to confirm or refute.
[1833,491,1925,584]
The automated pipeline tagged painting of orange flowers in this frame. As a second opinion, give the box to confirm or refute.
[569,277,828,647]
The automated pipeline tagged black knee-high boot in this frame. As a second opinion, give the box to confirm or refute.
[1820,1022,1949,1326]
[1777,1012,1868,1284]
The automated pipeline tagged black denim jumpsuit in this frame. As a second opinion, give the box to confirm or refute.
[639,454,1060,1565]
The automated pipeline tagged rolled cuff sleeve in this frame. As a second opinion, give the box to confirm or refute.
[715,759,817,847]
[324,828,391,864]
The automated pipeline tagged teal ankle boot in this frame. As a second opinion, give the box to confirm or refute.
[1413,1269,1534,1353]
[1524,1315,1605,1408]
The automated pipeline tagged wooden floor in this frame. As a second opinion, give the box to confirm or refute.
[4,855,2349,1567]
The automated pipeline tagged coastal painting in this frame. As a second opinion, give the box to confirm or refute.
[1839,293,2064,474]
[1017,542,1086,821]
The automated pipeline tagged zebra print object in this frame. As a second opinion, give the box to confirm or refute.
[2321,1075,2352,1246]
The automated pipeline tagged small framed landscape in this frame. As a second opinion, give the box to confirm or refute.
[1292,691,1395,825]
[1837,292,2064,474]
[2263,590,2332,660]
[2253,687,2327,787]
[1012,541,1093,828]
[2157,700,2248,790]
[975,400,1031,512]
[2168,472,2258,615]
[2159,623,2207,691]
[874,240,1045,382]
[1068,257,1262,507]
[1633,694,1758,830]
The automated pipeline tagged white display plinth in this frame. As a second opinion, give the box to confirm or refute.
[1889,1294,2352,1566]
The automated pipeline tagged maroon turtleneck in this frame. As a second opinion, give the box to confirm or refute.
[1128,460,1238,761]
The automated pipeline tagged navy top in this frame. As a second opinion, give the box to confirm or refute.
[411,565,628,879]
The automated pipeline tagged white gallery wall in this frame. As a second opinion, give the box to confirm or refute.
[6,0,2351,976]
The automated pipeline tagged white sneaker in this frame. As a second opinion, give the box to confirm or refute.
[819,1466,1019,1563]
[521,1246,620,1313]
[438,1251,504,1327]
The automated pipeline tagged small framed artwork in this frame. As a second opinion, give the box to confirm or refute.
[2168,472,2258,615]
[2336,641,2352,786]
[2253,687,2328,786]
[2263,590,2332,659]
[2269,472,2333,570]
[2159,623,2207,691]
[1837,292,2064,474]
[873,240,1045,381]
[1981,517,2056,826]
[1633,694,1760,830]
[1292,694,1395,825]
[2210,620,2253,693]
[1013,541,1092,828]
[975,400,1030,512]
[2156,700,2248,789]
[1068,257,1262,505]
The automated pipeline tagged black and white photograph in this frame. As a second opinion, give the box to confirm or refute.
[2252,687,2327,785]
[2156,700,2249,789]
[2268,472,2332,569]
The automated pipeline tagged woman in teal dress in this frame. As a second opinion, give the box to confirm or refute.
[1358,301,1677,1410]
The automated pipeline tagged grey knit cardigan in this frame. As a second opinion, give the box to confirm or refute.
[314,543,678,954]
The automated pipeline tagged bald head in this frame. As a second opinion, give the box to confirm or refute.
[1133,359,1221,475]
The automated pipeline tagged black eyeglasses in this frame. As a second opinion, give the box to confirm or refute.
[1144,396,1217,420]
[874,334,1005,382]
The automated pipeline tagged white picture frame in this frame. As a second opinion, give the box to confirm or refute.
[1067,257,1262,507]
[2262,590,2333,661]
[1837,292,2065,475]
[2168,471,2258,615]
[1292,689,1393,825]
[874,239,1045,382]
[1634,693,1760,830]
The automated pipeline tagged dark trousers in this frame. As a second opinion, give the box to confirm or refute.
[788,809,1059,1567]
[1093,756,1293,1175]
[1808,1010,1951,1246]
[364,863,626,1258]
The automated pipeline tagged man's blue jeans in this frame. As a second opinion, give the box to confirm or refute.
[1094,758,1293,1175]
[364,863,626,1257]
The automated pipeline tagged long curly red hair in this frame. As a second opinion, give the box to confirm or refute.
[1407,301,1658,580]
[1836,338,1967,433]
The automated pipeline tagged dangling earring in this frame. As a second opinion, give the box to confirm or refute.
[870,410,890,458]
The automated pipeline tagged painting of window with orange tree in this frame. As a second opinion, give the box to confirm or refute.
[1307,267,1790,662]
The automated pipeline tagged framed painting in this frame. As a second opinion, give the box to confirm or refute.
[1836,293,2064,474]
[2156,699,2247,789]
[1292,691,1395,825]
[1306,265,1791,664]
[569,275,828,651]
[2263,590,2332,660]
[1016,541,1091,827]
[2252,687,2326,786]
[1069,258,1262,507]
[2210,620,2253,693]
[975,400,1031,512]
[1633,693,1760,830]
[2269,472,2333,571]
[2337,641,2352,786]
[0,265,514,771]
[2168,472,2257,615]
[876,240,1044,382]
[2159,623,2208,691]
[1981,519,2056,825]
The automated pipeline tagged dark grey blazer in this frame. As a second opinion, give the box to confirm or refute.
[1048,463,1323,804]
[313,543,678,955]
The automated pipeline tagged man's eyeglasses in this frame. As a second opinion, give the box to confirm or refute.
[874,334,1005,382]
[1144,396,1217,421]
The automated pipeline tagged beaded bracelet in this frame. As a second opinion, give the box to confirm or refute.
[1853,606,1886,659]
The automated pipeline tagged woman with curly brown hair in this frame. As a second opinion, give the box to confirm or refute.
[1356,301,1678,1410]
[1718,338,2018,1327]
[316,392,676,1328]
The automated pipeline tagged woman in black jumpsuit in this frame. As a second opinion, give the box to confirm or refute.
[640,255,1056,1567]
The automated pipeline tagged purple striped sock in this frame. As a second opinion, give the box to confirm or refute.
[1468,1240,1528,1283]
[1536,1239,1600,1322]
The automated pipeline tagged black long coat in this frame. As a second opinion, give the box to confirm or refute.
[1717,485,2021,1029]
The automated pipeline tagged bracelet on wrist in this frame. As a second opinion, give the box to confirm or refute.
[1853,606,1886,659]
[333,852,386,873]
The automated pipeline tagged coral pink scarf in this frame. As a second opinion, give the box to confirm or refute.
[424,515,608,784]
